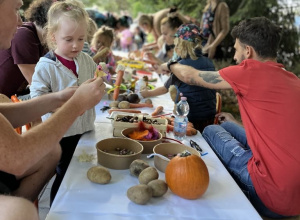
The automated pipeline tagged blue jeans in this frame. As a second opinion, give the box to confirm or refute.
[202,122,288,219]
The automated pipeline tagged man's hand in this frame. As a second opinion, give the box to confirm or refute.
[216,112,242,126]
[71,77,106,111]
[160,63,170,75]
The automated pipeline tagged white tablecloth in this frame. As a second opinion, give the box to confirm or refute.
[46,73,262,220]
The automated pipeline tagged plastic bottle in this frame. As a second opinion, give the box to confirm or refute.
[174,96,190,141]
[134,78,147,94]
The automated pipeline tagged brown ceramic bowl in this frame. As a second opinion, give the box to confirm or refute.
[96,138,143,170]
[121,127,163,154]
[153,143,201,173]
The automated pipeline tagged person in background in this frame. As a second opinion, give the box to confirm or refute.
[155,12,184,63]
[30,0,102,205]
[82,17,98,57]
[116,15,133,52]
[143,12,184,74]
[141,23,216,132]
[90,25,116,74]
[133,26,146,49]
[0,0,105,217]
[162,17,300,218]
[138,7,189,52]
[200,0,230,59]
[0,0,62,98]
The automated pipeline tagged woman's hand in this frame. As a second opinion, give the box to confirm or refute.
[207,45,217,59]
[202,44,217,59]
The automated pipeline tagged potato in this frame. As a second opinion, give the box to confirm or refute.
[144,98,152,104]
[169,85,177,102]
[118,101,130,109]
[127,184,152,205]
[87,166,111,184]
[129,159,149,177]
[138,167,159,184]
[0,94,11,103]
[147,179,168,197]
[109,101,120,108]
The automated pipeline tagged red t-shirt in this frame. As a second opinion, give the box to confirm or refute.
[220,59,300,215]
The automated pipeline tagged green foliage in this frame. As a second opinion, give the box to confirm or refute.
[229,0,299,74]
[22,0,32,10]
[83,0,130,12]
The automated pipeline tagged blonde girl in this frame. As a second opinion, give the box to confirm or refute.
[90,25,116,73]
[141,23,217,132]
[30,0,99,205]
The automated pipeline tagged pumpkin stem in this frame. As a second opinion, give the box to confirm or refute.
[179,150,192,157]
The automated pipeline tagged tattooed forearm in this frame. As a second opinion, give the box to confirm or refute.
[190,77,203,86]
[199,71,222,84]
[188,71,222,86]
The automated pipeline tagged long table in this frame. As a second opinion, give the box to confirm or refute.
[46,73,262,220]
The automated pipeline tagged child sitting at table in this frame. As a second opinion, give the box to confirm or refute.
[90,26,117,74]
[30,0,102,205]
[140,23,217,132]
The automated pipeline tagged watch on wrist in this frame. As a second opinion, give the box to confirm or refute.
[167,59,178,71]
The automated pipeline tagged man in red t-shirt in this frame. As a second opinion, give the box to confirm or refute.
[162,17,300,218]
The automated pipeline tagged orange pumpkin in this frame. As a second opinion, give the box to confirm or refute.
[165,152,209,200]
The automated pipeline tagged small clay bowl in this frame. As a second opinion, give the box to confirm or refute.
[96,138,143,170]
[121,127,162,154]
[153,143,200,173]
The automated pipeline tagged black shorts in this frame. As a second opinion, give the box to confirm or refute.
[0,171,20,194]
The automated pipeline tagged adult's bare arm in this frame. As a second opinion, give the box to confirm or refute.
[140,86,168,98]
[161,63,232,90]
[0,87,77,128]
[0,77,106,175]
[18,64,36,84]
[206,3,230,59]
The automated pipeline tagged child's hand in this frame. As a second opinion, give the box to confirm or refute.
[139,90,148,99]
[93,46,110,63]
[143,52,161,65]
